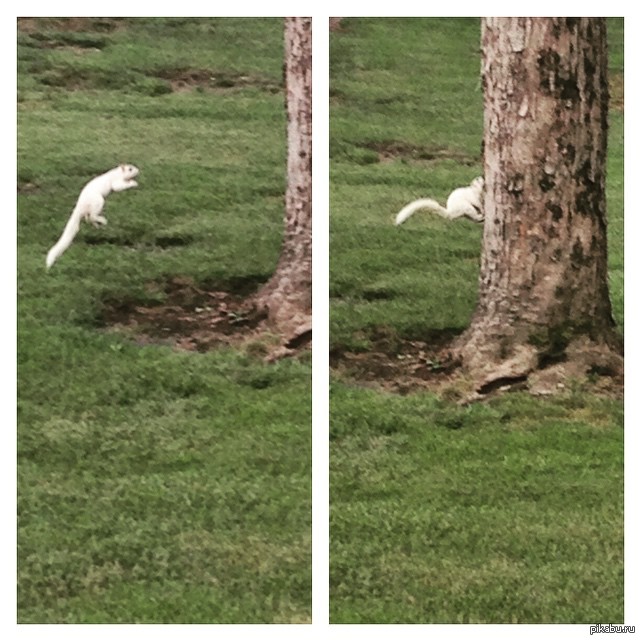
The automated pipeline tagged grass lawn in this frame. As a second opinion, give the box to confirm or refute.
[329,18,624,624]
[18,18,310,624]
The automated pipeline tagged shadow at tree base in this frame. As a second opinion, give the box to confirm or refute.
[97,275,311,360]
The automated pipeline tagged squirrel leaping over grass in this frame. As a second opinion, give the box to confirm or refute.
[46,164,140,269]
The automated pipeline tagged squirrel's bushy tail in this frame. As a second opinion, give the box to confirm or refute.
[46,207,82,269]
[395,198,447,225]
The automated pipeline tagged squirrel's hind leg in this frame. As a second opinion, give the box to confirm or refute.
[86,196,107,228]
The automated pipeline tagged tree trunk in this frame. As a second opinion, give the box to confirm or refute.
[253,17,312,347]
[455,18,622,392]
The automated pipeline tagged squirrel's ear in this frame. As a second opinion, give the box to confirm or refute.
[119,164,125,170]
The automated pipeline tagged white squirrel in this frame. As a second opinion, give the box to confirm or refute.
[394,176,485,225]
[46,164,140,269]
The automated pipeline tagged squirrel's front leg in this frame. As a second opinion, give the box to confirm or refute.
[111,179,138,192]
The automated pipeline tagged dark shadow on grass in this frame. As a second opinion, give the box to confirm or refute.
[154,235,194,248]
[153,67,283,94]
[361,287,396,301]
[18,17,122,36]
[24,32,110,50]
[83,235,196,249]
[83,236,137,247]
[359,140,480,165]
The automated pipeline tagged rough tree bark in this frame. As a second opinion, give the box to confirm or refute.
[454,18,622,392]
[252,17,312,348]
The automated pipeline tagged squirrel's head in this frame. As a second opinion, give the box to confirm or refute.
[471,177,484,192]
[119,164,140,180]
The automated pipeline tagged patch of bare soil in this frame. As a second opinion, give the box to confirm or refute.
[330,328,469,398]
[100,276,310,359]
[360,141,480,165]
[154,68,282,94]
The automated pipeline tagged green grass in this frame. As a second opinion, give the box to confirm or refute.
[330,18,624,624]
[18,18,310,624]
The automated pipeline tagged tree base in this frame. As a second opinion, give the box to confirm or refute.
[249,286,311,360]
[453,329,623,398]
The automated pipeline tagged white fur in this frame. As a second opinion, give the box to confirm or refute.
[395,177,484,225]
[46,164,139,269]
